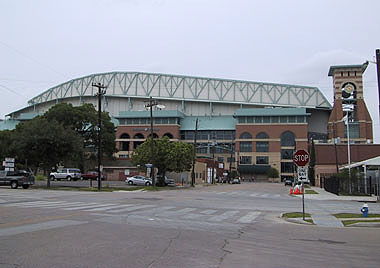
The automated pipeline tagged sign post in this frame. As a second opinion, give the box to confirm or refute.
[293,150,310,221]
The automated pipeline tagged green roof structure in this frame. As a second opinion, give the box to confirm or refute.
[234,107,309,117]
[180,116,237,131]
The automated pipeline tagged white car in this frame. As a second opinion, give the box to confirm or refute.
[125,175,152,186]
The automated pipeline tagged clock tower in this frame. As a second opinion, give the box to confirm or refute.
[327,62,373,143]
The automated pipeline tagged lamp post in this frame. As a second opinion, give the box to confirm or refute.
[145,97,165,187]
[211,138,216,184]
[345,111,352,194]
[92,82,107,191]
[191,118,198,187]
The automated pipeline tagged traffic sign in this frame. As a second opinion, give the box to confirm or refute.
[297,167,308,179]
[293,149,310,166]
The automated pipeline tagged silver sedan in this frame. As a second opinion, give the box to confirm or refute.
[125,175,152,186]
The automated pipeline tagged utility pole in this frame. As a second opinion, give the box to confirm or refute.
[145,97,159,187]
[333,122,339,173]
[211,137,216,184]
[191,118,198,187]
[376,49,380,124]
[228,138,234,183]
[92,82,107,191]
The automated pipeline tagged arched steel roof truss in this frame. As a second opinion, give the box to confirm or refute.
[28,72,331,109]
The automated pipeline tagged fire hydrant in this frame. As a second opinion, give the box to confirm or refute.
[361,203,369,217]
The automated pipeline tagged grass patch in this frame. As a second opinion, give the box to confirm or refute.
[333,213,380,219]
[283,212,311,218]
[343,219,380,226]
[303,185,311,189]
[304,219,314,224]
[305,189,318,194]
[36,175,46,181]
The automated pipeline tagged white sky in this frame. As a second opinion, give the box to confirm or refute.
[1,0,380,141]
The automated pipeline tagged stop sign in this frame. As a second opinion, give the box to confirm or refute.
[293,149,310,166]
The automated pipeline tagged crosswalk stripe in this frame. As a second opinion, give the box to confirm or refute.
[84,204,133,212]
[106,204,156,213]
[181,213,205,220]
[137,206,175,214]
[208,210,239,222]
[216,192,227,195]
[200,209,218,215]
[2,201,64,207]
[250,193,259,197]
[237,211,261,223]
[23,202,88,208]
[63,203,117,211]
[261,193,270,198]
[160,208,197,217]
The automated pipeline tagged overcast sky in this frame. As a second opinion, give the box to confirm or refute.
[1,0,380,141]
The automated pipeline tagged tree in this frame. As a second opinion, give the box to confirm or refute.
[0,130,13,161]
[12,118,83,180]
[267,167,279,183]
[42,103,117,169]
[131,137,195,186]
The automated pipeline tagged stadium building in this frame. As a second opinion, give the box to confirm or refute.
[1,62,374,182]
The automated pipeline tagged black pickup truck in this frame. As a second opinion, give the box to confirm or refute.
[0,170,35,189]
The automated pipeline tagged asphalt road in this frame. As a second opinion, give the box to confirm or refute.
[0,183,379,268]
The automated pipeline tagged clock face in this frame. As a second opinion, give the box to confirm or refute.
[341,82,356,99]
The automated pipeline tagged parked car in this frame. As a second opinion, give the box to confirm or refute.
[156,175,175,186]
[81,171,107,181]
[231,178,241,184]
[125,175,152,186]
[284,178,293,186]
[50,168,81,181]
[0,170,35,189]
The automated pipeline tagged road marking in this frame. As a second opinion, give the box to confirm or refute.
[209,210,239,222]
[136,206,175,215]
[250,193,259,197]
[181,213,204,220]
[15,201,72,207]
[200,209,218,215]
[237,211,261,223]
[84,204,134,212]
[25,202,89,208]
[63,203,117,211]
[261,193,270,198]
[106,204,156,213]
[216,192,227,195]
[160,208,197,217]
[0,220,87,237]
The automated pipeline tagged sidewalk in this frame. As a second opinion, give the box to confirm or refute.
[295,186,379,202]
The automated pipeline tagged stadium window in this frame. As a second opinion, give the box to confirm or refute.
[256,156,269,165]
[217,157,224,162]
[281,149,294,159]
[288,116,296,123]
[280,116,287,123]
[240,132,252,139]
[281,162,294,173]
[271,116,279,123]
[240,156,252,164]
[280,131,296,147]
[263,116,270,123]
[256,141,269,152]
[240,141,252,152]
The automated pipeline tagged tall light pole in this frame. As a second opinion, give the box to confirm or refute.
[191,118,198,187]
[145,97,165,187]
[92,82,107,191]
[345,111,352,194]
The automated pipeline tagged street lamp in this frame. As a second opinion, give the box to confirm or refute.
[145,97,165,187]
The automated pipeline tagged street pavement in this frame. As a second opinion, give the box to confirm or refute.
[0,183,380,267]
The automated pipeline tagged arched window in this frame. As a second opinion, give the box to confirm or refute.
[120,133,130,139]
[281,131,296,147]
[163,132,174,139]
[240,132,252,139]
[256,132,269,152]
[133,133,145,149]
[133,133,144,139]
[119,133,130,151]
[256,132,269,139]
[147,133,159,139]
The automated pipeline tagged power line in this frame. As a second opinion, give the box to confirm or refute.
[0,84,27,98]
[0,40,69,80]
